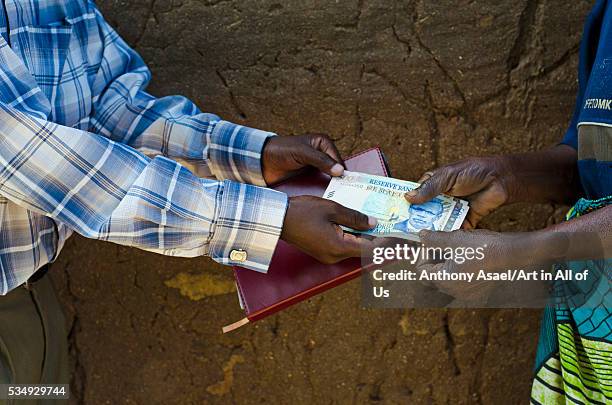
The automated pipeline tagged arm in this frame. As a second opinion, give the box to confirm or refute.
[531,205,611,263]
[0,19,375,277]
[83,6,377,263]
[0,100,377,271]
[0,101,286,271]
[498,145,580,205]
[419,204,611,270]
[416,207,610,303]
[405,145,580,228]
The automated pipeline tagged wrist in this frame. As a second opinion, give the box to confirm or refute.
[280,196,293,242]
[497,146,579,205]
[519,230,569,266]
[208,120,276,186]
[496,154,524,204]
[486,232,551,269]
[209,180,288,272]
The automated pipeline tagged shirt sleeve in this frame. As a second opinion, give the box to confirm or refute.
[561,0,607,149]
[0,102,288,272]
[88,3,271,186]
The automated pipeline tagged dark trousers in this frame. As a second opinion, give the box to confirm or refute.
[0,270,69,404]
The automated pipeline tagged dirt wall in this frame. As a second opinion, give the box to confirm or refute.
[50,1,593,403]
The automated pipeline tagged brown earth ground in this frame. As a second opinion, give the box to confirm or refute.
[49,1,593,403]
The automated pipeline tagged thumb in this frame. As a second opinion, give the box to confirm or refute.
[462,182,508,229]
[298,147,345,177]
[405,170,451,204]
[331,203,377,231]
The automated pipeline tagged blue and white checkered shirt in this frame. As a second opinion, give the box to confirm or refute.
[0,0,288,294]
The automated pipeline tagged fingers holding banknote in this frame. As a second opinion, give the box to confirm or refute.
[262,134,345,185]
[404,157,511,228]
[280,196,377,264]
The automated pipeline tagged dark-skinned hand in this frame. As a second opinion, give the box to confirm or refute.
[281,196,377,264]
[416,229,551,304]
[262,134,345,185]
[405,157,513,228]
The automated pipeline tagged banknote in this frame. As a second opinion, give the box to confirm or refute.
[323,171,469,241]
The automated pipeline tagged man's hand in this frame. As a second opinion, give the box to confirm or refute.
[262,134,345,185]
[281,196,377,264]
[404,157,512,228]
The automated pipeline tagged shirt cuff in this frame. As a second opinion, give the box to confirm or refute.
[208,180,288,272]
[207,120,275,186]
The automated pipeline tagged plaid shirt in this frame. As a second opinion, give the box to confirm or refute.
[0,0,288,294]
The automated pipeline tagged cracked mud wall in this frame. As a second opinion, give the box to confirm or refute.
[48,1,593,404]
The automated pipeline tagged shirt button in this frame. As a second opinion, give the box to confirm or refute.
[230,249,248,262]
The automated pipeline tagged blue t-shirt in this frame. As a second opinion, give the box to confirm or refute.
[562,0,612,199]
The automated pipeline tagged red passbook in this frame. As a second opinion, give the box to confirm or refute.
[223,148,390,332]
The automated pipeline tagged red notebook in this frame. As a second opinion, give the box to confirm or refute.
[223,148,390,332]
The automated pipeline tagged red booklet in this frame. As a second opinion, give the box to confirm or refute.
[223,148,390,332]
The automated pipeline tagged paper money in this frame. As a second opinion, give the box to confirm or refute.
[323,171,469,241]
